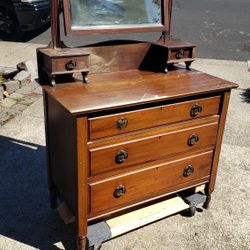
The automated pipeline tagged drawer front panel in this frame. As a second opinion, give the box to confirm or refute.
[52,56,89,73]
[90,120,218,175]
[90,151,213,216]
[169,49,192,60]
[89,96,220,140]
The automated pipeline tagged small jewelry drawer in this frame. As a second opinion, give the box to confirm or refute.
[88,116,219,176]
[169,48,193,61]
[52,55,89,73]
[88,96,220,140]
[89,150,213,217]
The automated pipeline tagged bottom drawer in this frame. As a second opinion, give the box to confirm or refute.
[90,151,213,217]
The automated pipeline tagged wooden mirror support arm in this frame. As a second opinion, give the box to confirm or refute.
[50,0,61,49]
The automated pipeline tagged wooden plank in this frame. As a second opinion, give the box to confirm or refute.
[106,196,189,238]
[195,184,205,193]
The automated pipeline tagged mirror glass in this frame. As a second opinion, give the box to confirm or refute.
[69,0,162,29]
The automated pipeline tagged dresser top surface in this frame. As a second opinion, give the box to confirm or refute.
[43,69,237,115]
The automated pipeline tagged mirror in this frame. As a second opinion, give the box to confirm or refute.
[66,0,163,33]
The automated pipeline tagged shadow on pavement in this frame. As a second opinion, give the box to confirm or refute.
[0,23,50,43]
[0,136,76,250]
[241,88,250,103]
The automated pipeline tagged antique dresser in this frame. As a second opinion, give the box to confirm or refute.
[37,1,238,249]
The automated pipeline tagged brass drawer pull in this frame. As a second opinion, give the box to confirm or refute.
[65,59,76,71]
[114,184,126,198]
[188,134,199,146]
[183,165,194,177]
[190,104,202,117]
[115,150,128,164]
[176,49,185,59]
[117,117,128,129]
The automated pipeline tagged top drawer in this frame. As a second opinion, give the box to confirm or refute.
[89,96,220,140]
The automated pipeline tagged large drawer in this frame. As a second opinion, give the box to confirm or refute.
[90,150,213,217]
[88,96,220,140]
[89,116,219,175]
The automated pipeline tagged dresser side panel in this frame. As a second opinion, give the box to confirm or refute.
[208,91,231,194]
[46,93,77,214]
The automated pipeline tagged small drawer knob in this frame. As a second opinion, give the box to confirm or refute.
[183,165,194,177]
[117,117,128,129]
[65,59,76,71]
[176,49,185,59]
[190,104,202,117]
[115,150,128,164]
[114,184,126,198]
[188,134,199,146]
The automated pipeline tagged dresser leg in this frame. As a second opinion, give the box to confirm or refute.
[203,194,211,209]
[77,236,87,250]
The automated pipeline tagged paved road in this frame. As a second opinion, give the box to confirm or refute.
[1,0,250,61]
[27,0,250,61]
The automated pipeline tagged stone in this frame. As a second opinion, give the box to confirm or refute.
[31,79,40,88]
[9,92,24,102]
[14,70,31,86]
[248,60,250,71]
[17,60,37,80]
[19,94,39,106]
[1,97,17,108]
[13,103,27,112]
[3,80,20,94]
[32,86,42,95]
[16,84,34,95]
[0,86,4,100]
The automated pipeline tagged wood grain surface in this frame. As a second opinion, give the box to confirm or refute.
[90,150,213,217]
[43,69,237,115]
[89,96,220,140]
[89,117,219,175]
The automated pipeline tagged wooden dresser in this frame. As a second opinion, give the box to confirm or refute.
[38,0,238,249]
[43,66,237,249]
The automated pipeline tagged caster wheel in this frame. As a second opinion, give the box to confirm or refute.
[187,206,196,217]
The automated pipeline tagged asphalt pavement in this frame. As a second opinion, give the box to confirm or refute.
[25,0,250,61]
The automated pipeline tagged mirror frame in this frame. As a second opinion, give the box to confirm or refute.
[62,0,172,35]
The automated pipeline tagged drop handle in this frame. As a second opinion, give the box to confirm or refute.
[115,150,128,164]
[176,49,185,59]
[117,117,128,129]
[114,185,126,198]
[183,165,194,177]
[65,59,76,70]
[188,134,199,146]
[190,104,202,117]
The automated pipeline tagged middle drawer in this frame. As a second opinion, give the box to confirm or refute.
[89,116,219,176]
